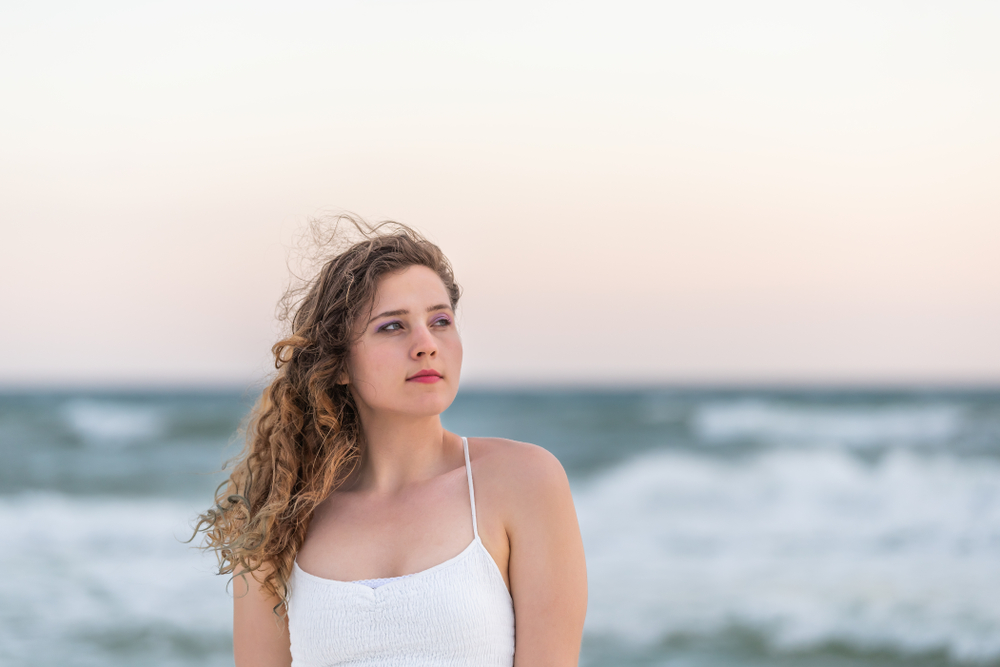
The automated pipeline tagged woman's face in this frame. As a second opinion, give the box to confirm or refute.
[345,264,462,419]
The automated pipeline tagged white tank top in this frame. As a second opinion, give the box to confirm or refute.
[287,437,515,666]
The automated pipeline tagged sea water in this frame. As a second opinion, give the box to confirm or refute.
[1,388,998,667]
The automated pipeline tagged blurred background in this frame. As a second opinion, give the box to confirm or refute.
[1,1,998,666]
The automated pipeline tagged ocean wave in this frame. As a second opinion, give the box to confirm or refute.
[692,400,965,448]
[0,493,232,666]
[4,447,1000,664]
[576,448,1000,663]
[61,399,168,446]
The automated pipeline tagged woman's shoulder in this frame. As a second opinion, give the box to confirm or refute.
[465,436,570,501]
[464,436,583,625]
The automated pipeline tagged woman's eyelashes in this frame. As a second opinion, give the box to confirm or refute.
[377,320,403,333]
[375,315,451,333]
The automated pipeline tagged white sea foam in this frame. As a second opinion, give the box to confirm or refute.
[5,448,999,665]
[0,493,232,666]
[62,399,167,446]
[576,448,1000,663]
[693,400,965,447]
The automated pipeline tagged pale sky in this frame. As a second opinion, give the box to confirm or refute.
[1,1,998,387]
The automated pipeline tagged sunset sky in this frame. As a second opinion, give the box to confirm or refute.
[1,1,998,387]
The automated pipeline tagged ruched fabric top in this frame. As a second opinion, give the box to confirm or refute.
[287,437,515,666]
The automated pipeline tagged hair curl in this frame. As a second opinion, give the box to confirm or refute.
[191,214,461,611]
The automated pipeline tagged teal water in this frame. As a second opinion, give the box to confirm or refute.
[2,388,999,666]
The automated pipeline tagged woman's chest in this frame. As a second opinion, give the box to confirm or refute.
[296,472,475,581]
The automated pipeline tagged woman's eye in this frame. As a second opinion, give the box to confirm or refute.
[432,316,452,327]
[378,321,403,332]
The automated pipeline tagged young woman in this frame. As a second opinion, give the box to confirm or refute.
[195,219,587,666]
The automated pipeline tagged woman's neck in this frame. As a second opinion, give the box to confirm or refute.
[351,413,455,493]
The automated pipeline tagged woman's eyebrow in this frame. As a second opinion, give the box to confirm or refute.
[367,304,452,326]
[368,309,407,326]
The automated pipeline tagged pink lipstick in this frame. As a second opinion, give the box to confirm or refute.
[407,369,443,383]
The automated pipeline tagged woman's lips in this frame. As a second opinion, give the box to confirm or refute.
[407,370,442,383]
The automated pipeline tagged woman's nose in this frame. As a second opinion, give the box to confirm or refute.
[412,325,438,358]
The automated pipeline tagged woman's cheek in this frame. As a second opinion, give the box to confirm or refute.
[448,336,464,371]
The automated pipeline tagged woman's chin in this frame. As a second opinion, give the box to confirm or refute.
[404,389,459,417]
[362,391,457,419]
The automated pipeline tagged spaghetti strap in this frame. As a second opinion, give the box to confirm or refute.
[462,437,479,540]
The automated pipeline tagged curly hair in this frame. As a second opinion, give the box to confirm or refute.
[191,214,462,611]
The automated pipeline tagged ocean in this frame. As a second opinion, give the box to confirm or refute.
[2,388,999,666]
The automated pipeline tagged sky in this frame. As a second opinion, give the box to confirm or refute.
[1,0,998,388]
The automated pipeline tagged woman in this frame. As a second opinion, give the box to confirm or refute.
[195,218,588,666]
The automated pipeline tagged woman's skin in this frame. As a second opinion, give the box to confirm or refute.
[233,265,588,667]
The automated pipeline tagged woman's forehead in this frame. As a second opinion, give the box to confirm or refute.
[371,265,450,310]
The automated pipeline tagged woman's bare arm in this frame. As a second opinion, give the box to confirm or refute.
[232,567,293,667]
[504,444,588,666]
